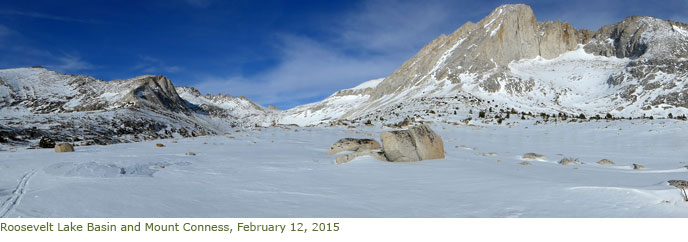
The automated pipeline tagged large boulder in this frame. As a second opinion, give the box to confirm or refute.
[380,124,445,162]
[54,143,74,153]
[327,138,381,155]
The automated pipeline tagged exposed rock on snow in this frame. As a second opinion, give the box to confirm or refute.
[633,163,645,170]
[668,180,688,201]
[54,143,74,153]
[668,180,688,189]
[327,138,381,155]
[596,159,616,165]
[522,153,547,160]
[558,157,580,165]
[155,143,165,148]
[380,125,445,162]
[185,152,196,156]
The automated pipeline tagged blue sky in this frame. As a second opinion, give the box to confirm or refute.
[1,0,687,109]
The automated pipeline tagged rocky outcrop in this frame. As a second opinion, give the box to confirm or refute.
[369,4,590,100]
[116,75,190,112]
[380,125,445,162]
[584,16,688,59]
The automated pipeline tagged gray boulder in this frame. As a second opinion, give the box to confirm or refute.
[380,124,445,162]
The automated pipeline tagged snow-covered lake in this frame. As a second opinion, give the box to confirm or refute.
[2,120,688,217]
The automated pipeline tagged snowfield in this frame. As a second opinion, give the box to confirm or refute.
[2,120,688,217]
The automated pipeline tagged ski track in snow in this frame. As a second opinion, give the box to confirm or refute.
[0,169,37,218]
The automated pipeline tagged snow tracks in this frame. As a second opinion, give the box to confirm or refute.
[0,169,37,217]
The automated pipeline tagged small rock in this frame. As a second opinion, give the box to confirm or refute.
[519,161,532,166]
[185,152,196,156]
[632,163,644,170]
[596,159,615,165]
[198,131,207,136]
[559,157,579,165]
[668,180,688,201]
[156,143,166,147]
[522,153,546,160]
[54,143,74,153]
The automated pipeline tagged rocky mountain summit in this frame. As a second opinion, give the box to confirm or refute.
[281,4,688,126]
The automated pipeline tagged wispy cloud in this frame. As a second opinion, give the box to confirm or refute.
[49,54,95,72]
[0,25,11,39]
[133,55,183,75]
[0,9,102,24]
[194,0,464,108]
[0,25,95,72]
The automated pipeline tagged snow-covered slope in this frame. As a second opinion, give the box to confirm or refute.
[280,78,383,126]
[280,4,688,126]
[3,121,688,217]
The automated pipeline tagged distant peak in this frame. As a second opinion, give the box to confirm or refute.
[491,3,533,16]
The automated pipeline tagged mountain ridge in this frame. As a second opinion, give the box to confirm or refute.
[279,3,688,126]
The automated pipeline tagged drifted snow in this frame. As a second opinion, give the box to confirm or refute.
[348,78,384,91]
[1,121,688,217]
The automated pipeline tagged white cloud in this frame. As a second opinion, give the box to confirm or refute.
[50,54,95,72]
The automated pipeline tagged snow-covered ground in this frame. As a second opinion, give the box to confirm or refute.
[1,120,688,217]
